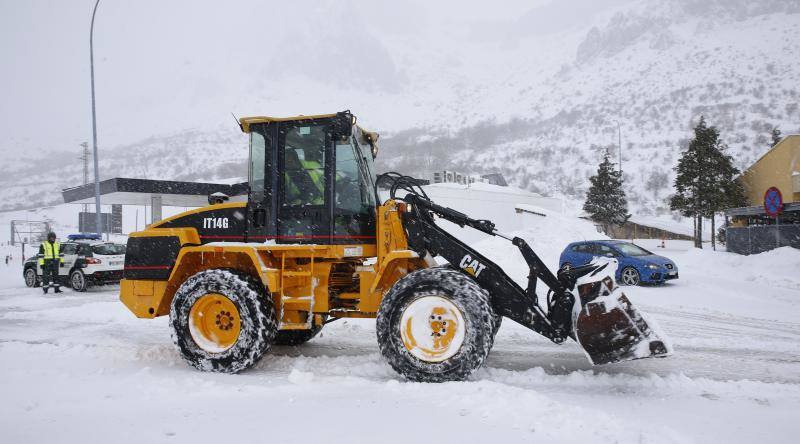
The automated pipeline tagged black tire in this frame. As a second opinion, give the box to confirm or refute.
[443,264,502,340]
[70,269,88,292]
[274,325,323,346]
[170,269,277,373]
[24,268,40,288]
[620,267,641,286]
[376,267,494,382]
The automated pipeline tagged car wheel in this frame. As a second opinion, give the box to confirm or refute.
[620,267,641,286]
[24,268,40,288]
[70,270,88,292]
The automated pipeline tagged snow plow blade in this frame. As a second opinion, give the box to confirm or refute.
[571,265,672,365]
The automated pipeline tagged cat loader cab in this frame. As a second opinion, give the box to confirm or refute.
[242,111,379,245]
[120,110,670,382]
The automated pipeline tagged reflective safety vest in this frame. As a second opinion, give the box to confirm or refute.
[286,160,324,205]
[39,241,64,265]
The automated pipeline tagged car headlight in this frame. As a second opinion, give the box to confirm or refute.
[646,264,659,270]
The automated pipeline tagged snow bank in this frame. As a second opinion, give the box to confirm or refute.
[419,183,565,244]
[472,206,606,277]
[680,246,800,291]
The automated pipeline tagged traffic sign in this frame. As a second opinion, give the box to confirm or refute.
[764,187,783,217]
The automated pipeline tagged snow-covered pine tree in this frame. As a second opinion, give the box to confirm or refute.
[670,116,746,249]
[583,152,630,233]
[705,135,747,250]
[771,126,782,147]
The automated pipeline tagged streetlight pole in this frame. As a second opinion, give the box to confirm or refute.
[613,120,622,174]
[89,0,102,238]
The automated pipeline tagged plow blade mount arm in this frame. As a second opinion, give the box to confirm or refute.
[402,193,672,365]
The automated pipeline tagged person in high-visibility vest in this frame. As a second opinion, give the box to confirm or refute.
[285,149,325,206]
[38,232,64,294]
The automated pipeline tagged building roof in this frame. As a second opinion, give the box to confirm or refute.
[62,178,248,207]
[743,134,800,174]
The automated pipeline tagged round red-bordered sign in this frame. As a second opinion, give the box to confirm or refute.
[764,187,783,217]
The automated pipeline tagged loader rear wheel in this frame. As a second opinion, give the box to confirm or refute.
[170,269,277,373]
[274,325,323,346]
[376,267,494,382]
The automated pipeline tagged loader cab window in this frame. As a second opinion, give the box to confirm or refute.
[277,123,330,240]
[334,135,376,239]
[283,125,327,207]
[249,129,267,198]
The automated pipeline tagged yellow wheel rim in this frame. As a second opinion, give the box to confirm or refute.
[400,296,466,363]
[188,293,241,353]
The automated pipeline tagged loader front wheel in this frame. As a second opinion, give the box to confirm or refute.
[377,267,494,382]
[170,269,277,373]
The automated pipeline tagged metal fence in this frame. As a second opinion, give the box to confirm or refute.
[726,225,800,255]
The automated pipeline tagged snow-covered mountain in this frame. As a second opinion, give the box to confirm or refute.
[2,0,798,213]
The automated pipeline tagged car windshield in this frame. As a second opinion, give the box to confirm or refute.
[91,243,126,255]
[614,243,652,257]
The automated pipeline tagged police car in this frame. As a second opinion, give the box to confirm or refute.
[23,233,126,292]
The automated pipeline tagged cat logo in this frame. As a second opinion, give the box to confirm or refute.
[459,254,487,278]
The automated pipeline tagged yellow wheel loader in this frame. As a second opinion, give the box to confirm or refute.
[120,110,670,381]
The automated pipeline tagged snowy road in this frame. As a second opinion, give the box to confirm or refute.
[1,244,799,443]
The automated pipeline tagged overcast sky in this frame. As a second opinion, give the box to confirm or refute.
[0,0,623,158]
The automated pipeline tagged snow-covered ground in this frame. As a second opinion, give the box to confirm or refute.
[1,208,799,442]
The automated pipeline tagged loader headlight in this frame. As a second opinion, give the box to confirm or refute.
[646,263,659,270]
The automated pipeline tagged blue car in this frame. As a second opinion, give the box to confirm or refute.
[559,240,678,286]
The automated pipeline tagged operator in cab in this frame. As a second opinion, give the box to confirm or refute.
[38,232,64,294]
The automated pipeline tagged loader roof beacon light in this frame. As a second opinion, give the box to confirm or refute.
[119,111,672,382]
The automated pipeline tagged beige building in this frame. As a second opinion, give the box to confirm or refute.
[726,135,800,254]
[740,134,800,206]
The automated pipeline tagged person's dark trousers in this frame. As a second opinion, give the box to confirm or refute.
[41,260,62,293]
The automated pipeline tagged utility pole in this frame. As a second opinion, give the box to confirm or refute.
[613,120,622,174]
[79,142,90,215]
[89,0,103,237]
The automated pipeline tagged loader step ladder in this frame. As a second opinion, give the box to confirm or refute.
[278,251,316,330]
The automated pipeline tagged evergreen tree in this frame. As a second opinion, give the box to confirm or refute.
[771,126,782,147]
[704,137,747,250]
[671,120,705,247]
[583,152,630,232]
[670,116,746,249]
